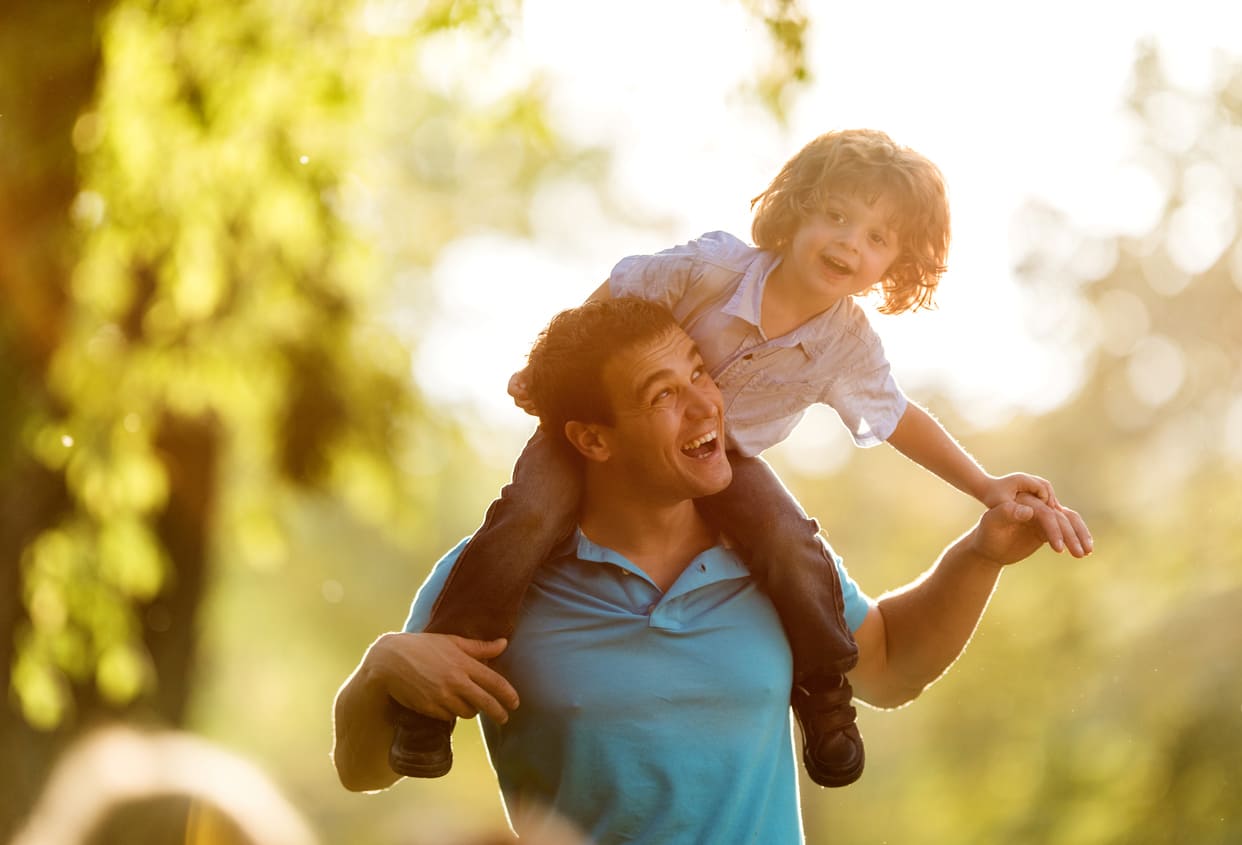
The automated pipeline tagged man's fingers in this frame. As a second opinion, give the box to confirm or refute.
[1062,507,1093,557]
[1023,499,1066,553]
[452,636,509,660]
[469,660,520,713]
[448,636,521,714]
[402,696,457,722]
[462,681,516,724]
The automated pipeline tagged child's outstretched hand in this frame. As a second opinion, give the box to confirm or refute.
[981,472,1056,509]
[981,473,1093,558]
[508,367,538,416]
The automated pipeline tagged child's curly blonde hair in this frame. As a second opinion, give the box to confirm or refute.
[751,129,950,314]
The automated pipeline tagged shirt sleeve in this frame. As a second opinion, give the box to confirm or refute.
[402,536,471,632]
[821,306,909,447]
[831,551,874,633]
[830,366,909,447]
[608,231,750,310]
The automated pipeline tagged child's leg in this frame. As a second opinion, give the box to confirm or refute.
[390,428,580,779]
[696,452,857,680]
[423,428,581,641]
[696,451,865,788]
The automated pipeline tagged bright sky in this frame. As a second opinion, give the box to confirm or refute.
[413,0,1241,456]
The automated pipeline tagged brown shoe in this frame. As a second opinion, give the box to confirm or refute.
[792,676,864,787]
[389,702,455,778]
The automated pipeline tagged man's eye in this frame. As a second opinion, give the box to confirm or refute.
[653,389,672,403]
[691,367,704,381]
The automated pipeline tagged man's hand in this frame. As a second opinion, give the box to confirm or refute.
[508,368,538,416]
[969,493,1092,566]
[368,632,520,724]
[980,475,1092,558]
[334,632,518,792]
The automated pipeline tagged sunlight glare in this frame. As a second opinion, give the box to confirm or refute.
[417,0,1242,432]
[1225,394,1242,463]
[1095,288,1151,357]
[1127,334,1186,408]
[1166,162,1237,275]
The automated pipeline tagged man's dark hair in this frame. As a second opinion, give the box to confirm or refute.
[527,297,681,452]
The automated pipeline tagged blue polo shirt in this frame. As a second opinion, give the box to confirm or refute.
[404,530,872,844]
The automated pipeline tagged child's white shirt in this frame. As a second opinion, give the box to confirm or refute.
[610,231,907,457]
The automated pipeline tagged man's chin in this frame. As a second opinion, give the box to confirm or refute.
[690,462,732,497]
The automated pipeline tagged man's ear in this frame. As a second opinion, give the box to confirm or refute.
[564,421,611,463]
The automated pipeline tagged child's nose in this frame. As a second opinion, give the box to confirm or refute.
[838,224,863,251]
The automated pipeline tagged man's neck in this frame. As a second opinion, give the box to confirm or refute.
[578,479,717,592]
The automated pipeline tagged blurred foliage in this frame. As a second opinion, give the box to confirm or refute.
[1,0,602,734]
[739,0,810,124]
[1,0,812,839]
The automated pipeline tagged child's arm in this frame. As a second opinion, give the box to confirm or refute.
[886,403,1090,556]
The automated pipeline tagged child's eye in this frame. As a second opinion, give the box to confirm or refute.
[827,210,846,223]
[869,232,887,246]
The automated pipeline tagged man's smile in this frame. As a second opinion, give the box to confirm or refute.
[680,428,720,459]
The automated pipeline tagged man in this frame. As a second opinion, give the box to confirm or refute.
[332,298,1088,844]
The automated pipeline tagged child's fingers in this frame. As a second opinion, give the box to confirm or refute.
[1025,475,1054,504]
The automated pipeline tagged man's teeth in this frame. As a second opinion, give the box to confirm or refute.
[682,431,717,452]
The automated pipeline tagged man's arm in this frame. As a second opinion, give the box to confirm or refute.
[848,496,1086,709]
[331,633,518,792]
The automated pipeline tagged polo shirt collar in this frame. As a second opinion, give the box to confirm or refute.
[565,528,750,601]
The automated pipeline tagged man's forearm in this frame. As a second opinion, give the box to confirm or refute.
[869,532,1004,705]
[332,648,401,792]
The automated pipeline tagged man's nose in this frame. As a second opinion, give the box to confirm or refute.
[686,381,720,418]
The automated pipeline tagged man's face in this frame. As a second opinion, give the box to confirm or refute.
[596,327,731,502]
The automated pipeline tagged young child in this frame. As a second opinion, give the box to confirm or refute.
[389,129,1093,788]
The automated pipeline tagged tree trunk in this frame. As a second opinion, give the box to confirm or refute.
[0,2,218,839]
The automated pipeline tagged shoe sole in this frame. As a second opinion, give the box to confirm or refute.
[803,742,864,788]
[388,749,452,778]
[798,721,865,788]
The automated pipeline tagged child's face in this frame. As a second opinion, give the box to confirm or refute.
[776,193,901,313]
